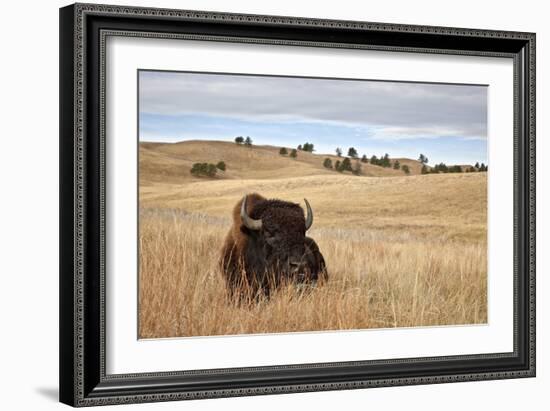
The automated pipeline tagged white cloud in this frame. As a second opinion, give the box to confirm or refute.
[139,71,487,140]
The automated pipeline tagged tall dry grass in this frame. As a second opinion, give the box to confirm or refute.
[139,142,487,338]
[139,207,487,338]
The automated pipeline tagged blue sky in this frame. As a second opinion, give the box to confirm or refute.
[139,71,488,165]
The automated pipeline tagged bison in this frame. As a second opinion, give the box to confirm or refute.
[220,193,327,300]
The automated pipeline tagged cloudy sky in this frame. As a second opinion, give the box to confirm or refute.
[139,70,487,165]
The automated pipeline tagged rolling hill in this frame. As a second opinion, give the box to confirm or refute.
[139,139,487,242]
[139,140,431,184]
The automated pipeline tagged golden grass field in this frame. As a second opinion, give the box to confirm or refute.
[138,140,487,338]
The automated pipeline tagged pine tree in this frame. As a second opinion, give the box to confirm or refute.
[361,154,368,163]
[370,155,379,165]
[341,157,353,172]
[244,136,252,146]
[348,147,358,158]
[393,160,401,170]
[301,142,315,152]
[323,158,333,169]
[289,149,298,158]
[335,147,342,157]
[279,147,288,155]
[402,165,410,175]
[432,162,449,173]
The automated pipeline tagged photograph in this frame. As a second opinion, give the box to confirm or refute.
[138,70,489,339]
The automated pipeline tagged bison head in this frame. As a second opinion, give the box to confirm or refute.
[240,195,316,282]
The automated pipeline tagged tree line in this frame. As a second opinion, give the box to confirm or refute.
[322,156,410,176]
[233,137,487,177]
[323,147,410,176]
[322,157,363,175]
[421,161,488,174]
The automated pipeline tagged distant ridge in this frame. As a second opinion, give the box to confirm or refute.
[139,140,474,184]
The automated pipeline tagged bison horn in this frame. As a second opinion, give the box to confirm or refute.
[304,198,313,231]
[241,195,262,231]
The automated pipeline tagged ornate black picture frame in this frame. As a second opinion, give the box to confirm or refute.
[59,3,535,407]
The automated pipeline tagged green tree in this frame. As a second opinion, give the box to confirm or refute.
[421,164,429,174]
[348,147,358,158]
[475,162,480,170]
[334,160,342,172]
[479,163,487,171]
[301,142,315,152]
[418,154,428,164]
[393,160,401,170]
[335,147,342,157]
[381,153,391,168]
[191,162,218,178]
[449,165,462,173]
[370,155,379,166]
[341,157,353,172]
[323,158,333,169]
[234,136,244,144]
[190,163,201,175]
[289,149,298,158]
[402,165,410,175]
[244,136,253,146]
[216,161,226,171]
[207,163,217,177]
[432,162,449,173]
[361,154,368,163]
[279,147,288,156]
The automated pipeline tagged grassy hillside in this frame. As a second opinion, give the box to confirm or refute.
[139,140,429,184]
[140,172,486,242]
[138,139,487,338]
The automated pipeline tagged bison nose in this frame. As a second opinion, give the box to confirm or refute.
[289,260,305,275]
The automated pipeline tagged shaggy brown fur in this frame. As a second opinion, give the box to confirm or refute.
[220,193,327,301]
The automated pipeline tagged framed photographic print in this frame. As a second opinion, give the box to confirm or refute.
[59,3,536,407]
